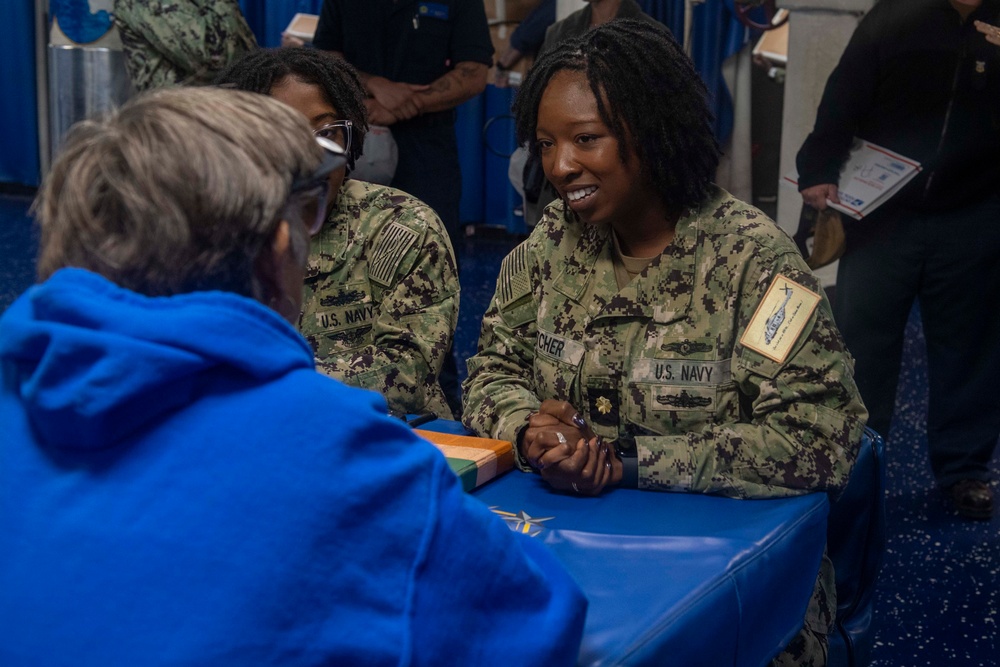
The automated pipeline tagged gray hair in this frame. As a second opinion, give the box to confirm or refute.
[34,86,322,299]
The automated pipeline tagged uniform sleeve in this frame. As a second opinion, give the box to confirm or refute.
[408,461,586,667]
[113,0,255,91]
[637,252,868,499]
[449,0,495,66]
[312,0,344,52]
[316,208,459,417]
[795,6,884,189]
[462,241,544,456]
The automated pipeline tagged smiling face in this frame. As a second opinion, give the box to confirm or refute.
[270,75,348,204]
[535,69,661,231]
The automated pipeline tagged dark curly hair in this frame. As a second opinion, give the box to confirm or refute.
[513,19,720,211]
[215,47,368,171]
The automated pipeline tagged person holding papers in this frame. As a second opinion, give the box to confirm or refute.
[796,0,1000,520]
[464,21,868,665]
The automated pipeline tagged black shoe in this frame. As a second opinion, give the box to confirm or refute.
[947,480,994,520]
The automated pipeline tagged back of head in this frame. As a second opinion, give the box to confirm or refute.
[34,86,322,299]
[215,47,369,170]
[514,19,721,211]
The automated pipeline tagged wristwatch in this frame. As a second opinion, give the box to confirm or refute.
[614,438,639,488]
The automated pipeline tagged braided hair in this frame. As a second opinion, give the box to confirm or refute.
[513,19,720,211]
[215,47,368,171]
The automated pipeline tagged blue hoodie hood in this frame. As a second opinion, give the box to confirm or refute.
[0,268,314,449]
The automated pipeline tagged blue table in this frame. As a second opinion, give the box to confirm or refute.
[422,418,829,666]
[475,473,827,667]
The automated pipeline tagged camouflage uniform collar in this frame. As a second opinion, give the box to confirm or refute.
[680,185,751,235]
[546,212,612,307]
[548,205,698,324]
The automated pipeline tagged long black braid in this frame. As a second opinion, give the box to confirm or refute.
[513,19,720,211]
[215,47,369,171]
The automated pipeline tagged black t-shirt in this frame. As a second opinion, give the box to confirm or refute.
[313,0,494,85]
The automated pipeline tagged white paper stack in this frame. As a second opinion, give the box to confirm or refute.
[784,139,922,220]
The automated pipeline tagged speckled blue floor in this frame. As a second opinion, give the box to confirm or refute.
[0,194,37,308]
[870,305,999,666]
[2,194,997,665]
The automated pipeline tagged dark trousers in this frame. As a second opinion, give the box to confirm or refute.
[390,116,464,416]
[390,117,462,246]
[833,196,1000,487]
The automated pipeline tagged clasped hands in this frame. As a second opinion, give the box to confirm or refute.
[521,399,622,496]
[365,76,430,126]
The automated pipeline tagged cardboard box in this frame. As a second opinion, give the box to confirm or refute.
[489,22,534,85]
[284,13,319,43]
[484,0,543,23]
[751,10,789,66]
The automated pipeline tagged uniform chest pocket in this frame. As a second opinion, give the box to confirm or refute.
[407,15,452,80]
[628,382,740,432]
[301,281,378,355]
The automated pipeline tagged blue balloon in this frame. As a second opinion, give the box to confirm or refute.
[51,0,113,45]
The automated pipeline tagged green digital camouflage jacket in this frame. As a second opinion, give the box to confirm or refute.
[462,187,868,656]
[113,0,256,91]
[464,185,866,496]
[302,179,459,419]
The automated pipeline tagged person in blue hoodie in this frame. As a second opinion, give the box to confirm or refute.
[0,86,585,666]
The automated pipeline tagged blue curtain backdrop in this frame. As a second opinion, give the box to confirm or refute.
[240,0,323,48]
[640,0,749,143]
[1,1,41,187]
[0,1,750,188]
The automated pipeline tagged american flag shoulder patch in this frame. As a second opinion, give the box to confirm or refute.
[369,221,419,287]
[497,242,531,308]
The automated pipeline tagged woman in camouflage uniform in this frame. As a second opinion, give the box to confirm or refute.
[462,20,868,666]
[217,48,459,419]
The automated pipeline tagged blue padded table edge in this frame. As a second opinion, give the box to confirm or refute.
[476,472,828,666]
[419,420,830,667]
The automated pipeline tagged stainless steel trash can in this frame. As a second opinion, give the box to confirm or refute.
[46,0,132,158]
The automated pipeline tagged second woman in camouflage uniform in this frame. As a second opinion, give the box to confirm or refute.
[217,48,459,419]
[462,21,868,667]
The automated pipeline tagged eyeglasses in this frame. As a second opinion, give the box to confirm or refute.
[287,181,331,237]
[313,120,353,154]
[288,136,347,236]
